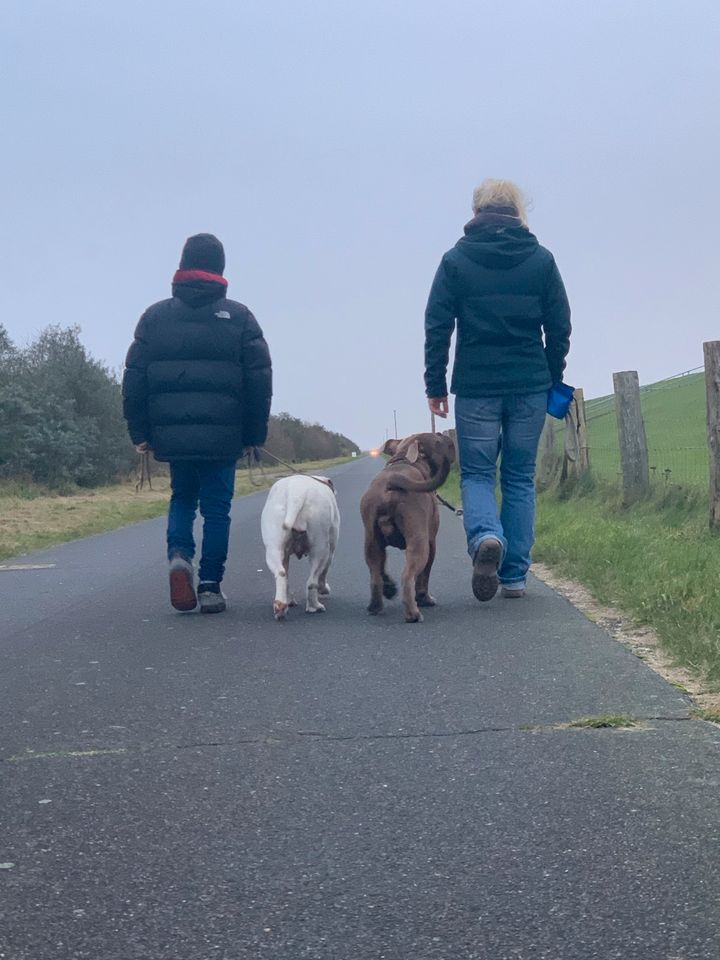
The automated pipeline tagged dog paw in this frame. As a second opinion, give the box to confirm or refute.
[367,601,383,615]
[273,601,289,620]
[382,578,398,600]
[319,583,331,597]
[405,610,424,623]
[288,597,298,608]
[416,593,436,607]
[306,602,326,614]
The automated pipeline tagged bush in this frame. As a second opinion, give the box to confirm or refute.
[0,326,360,489]
[0,324,135,488]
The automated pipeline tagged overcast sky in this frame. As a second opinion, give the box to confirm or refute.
[3,0,719,448]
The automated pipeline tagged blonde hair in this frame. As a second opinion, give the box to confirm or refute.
[472,179,528,225]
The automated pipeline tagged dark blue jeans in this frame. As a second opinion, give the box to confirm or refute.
[167,461,236,584]
[455,393,547,589]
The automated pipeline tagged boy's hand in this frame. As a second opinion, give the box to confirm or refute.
[427,397,449,419]
[135,442,150,453]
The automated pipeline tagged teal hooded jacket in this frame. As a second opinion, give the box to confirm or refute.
[424,211,571,398]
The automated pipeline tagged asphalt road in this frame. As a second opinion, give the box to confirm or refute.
[2,455,720,959]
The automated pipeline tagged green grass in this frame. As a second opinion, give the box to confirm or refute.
[567,714,637,729]
[439,462,720,682]
[535,477,720,682]
[690,708,720,725]
[0,456,354,561]
[583,371,707,489]
[439,468,462,509]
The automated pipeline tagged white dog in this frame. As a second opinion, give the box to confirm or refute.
[261,474,340,619]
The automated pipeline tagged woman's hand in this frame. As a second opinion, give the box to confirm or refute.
[427,397,449,419]
[135,441,150,453]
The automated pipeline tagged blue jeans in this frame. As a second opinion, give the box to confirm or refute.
[455,393,547,589]
[167,461,236,584]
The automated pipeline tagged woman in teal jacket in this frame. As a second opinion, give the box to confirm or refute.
[424,179,571,601]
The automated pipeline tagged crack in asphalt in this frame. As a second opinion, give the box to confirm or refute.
[0,714,695,762]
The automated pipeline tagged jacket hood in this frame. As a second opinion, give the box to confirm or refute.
[179,233,226,274]
[171,277,228,309]
[455,212,539,270]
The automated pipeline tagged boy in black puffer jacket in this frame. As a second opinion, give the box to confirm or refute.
[122,234,272,613]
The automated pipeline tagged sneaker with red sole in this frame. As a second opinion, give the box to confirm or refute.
[169,554,197,611]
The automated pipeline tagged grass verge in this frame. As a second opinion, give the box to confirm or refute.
[439,465,720,683]
[0,456,354,561]
[439,468,461,509]
[536,478,720,682]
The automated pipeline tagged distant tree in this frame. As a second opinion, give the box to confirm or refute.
[0,325,135,487]
[0,324,360,488]
[252,411,360,465]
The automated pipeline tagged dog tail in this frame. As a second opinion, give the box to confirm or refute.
[282,491,307,532]
[387,457,452,494]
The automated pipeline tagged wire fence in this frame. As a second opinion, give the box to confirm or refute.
[550,367,708,492]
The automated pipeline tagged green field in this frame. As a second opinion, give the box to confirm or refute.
[582,372,708,489]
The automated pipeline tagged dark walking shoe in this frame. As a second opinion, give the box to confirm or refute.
[198,582,227,614]
[169,553,197,612]
[472,539,502,602]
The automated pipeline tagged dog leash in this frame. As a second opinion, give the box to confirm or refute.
[257,448,304,475]
[135,450,153,492]
[436,493,463,517]
[245,447,332,489]
[245,447,271,487]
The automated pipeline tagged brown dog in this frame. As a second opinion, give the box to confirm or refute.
[360,432,456,622]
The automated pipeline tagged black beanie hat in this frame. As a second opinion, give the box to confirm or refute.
[178,233,226,275]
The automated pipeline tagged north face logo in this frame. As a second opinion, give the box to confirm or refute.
[214,310,231,319]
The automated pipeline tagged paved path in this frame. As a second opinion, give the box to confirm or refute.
[2,456,719,959]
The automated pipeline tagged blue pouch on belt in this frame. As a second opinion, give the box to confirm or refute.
[547,382,575,419]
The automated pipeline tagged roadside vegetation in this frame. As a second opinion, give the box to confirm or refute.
[534,369,720,682]
[534,477,720,682]
[440,462,720,683]
[0,323,360,560]
[0,456,354,561]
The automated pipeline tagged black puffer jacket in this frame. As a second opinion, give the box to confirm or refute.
[122,276,272,461]
[424,212,571,398]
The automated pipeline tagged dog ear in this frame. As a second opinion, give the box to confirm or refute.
[406,440,420,463]
[383,439,400,456]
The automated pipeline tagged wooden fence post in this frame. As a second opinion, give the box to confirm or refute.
[537,415,560,488]
[703,341,720,530]
[613,370,650,501]
[574,387,590,473]
[558,388,590,483]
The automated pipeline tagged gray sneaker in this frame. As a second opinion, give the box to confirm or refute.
[198,582,227,614]
[501,586,526,599]
[471,538,502,602]
[169,554,197,611]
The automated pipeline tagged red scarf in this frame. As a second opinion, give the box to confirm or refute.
[172,269,228,287]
